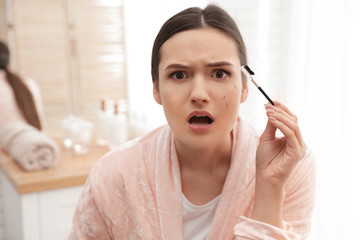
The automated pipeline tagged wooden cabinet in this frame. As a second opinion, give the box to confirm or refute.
[1,176,83,240]
[0,141,108,240]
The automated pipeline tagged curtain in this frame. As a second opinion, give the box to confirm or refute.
[212,0,360,238]
[287,0,360,239]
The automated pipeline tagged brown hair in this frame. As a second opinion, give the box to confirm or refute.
[151,4,247,82]
[0,41,42,130]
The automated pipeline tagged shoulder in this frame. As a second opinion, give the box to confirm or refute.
[233,117,261,148]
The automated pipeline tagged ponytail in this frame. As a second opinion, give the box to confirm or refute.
[5,71,42,130]
[0,41,42,130]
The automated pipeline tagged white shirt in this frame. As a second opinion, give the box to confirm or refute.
[182,194,221,240]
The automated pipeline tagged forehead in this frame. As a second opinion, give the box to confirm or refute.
[159,27,241,67]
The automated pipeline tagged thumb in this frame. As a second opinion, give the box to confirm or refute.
[260,118,277,142]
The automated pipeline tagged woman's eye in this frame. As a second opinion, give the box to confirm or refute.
[171,71,187,80]
[212,70,229,79]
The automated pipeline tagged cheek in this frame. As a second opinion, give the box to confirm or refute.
[219,86,242,110]
[161,90,184,118]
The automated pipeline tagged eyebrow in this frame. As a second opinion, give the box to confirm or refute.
[164,61,234,71]
[206,61,234,68]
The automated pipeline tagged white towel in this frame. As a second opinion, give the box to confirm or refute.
[0,121,59,171]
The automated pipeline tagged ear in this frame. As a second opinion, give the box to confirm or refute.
[240,81,248,103]
[153,81,162,105]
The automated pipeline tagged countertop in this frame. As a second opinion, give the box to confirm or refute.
[0,139,109,194]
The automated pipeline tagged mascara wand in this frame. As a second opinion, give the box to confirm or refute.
[240,65,274,106]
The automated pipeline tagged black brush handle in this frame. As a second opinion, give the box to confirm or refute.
[258,87,274,106]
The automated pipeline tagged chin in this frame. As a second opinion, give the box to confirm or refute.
[176,131,231,150]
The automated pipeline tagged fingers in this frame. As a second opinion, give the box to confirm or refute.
[260,118,277,142]
[264,101,306,150]
[266,101,297,124]
[273,100,298,121]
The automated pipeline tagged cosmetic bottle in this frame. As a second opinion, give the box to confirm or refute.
[109,99,128,148]
[96,99,111,146]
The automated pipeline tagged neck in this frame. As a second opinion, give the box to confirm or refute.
[175,133,233,174]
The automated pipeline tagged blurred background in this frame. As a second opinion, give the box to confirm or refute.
[0,0,359,239]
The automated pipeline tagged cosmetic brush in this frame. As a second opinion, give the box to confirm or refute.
[240,65,274,106]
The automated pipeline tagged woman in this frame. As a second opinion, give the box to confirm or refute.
[0,40,44,131]
[69,5,315,239]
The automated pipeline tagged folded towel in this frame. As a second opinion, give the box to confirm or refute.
[0,121,59,171]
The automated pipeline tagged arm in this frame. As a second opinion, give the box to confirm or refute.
[234,101,315,239]
[234,151,315,239]
[252,101,306,226]
[67,168,112,240]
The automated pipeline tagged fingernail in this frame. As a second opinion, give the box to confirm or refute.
[269,116,276,121]
[264,104,272,108]
[266,109,274,115]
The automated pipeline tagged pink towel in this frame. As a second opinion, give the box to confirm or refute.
[0,121,59,171]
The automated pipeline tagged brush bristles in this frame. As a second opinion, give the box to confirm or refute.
[243,65,254,75]
[240,65,253,80]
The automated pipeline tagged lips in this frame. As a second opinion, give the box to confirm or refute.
[187,110,214,124]
[187,110,214,132]
[189,115,213,125]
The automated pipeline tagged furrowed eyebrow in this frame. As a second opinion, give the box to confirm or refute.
[165,61,234,71]
[165,64,190,71]
[206,61,234,68]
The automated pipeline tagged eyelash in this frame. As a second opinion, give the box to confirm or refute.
[170,71,188,80]
[169,69,231,80]
[212,69,231,79]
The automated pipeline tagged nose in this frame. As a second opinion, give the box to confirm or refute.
[190,75,210,104]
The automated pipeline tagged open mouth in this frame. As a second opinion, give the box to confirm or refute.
[189,115,214,125]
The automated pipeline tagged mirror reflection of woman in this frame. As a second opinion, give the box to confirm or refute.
[69,5,315,239]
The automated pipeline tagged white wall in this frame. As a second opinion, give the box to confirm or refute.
[286,0,360,239]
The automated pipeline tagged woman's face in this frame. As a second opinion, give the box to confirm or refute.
[153,27,248,149]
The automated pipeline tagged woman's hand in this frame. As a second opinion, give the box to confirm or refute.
[256,101,306,187]
[251,100,306,228]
